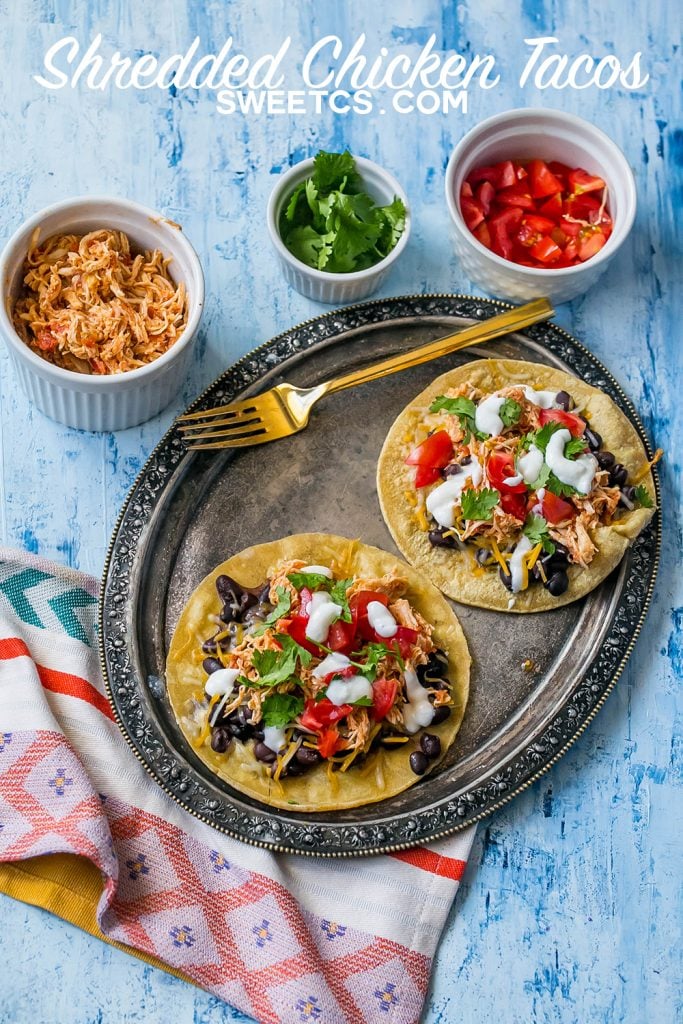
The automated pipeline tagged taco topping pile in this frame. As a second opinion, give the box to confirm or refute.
[404,380,656,600]
[195,560,453,779]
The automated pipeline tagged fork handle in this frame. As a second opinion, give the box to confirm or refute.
[321,297,554,397]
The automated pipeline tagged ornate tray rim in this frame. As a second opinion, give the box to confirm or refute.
[99,294,661,857]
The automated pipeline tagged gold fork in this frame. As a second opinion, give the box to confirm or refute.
[177,297,554,450]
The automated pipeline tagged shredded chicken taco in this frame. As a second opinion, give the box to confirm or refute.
[166,534,470,811]
[377,358,658,612]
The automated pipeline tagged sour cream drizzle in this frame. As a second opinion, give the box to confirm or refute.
[509,535,534,593]
[426,460,483,528]
[262,726,286,752]
[326,675,373,706]
[402,666,435,734]
[522,386,560,409]
[305,591,343,643]
[545,428,598,495]
[474,394,506,436]
[312,652,351,678]
[301,564,333,577]
[367,601,398,638]
[205,667,239,698]
[517,444,545,485]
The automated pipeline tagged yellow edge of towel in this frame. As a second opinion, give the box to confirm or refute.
[0,854,195,986]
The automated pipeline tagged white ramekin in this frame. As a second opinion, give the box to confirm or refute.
[267,156,411,304]
[444,109,637,304]
[0,196,205,432]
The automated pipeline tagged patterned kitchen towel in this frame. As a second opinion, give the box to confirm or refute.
[0,547,475,1024]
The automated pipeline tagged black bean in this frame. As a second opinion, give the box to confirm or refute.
[475,547,491,565]
[621,485,637,503]
[460,455,472,466]
[499,566,513,591]
[202,657,223,675]
[584,427,602,452]
[257,583,271,603]
[553,542,569,559]
[442,462,462,477]
[555,390,573,411]
[429,528,458,549]
[409,751,429,775]
[420,733,442,759]
[431,706,452,725]
[610,463,628,488]
[210,727,231,753]
[595,451,616,470]
[546,570,569,597]
[295,747,321,767]
[253,741,277,763]
[417,650,450,688]
[202,637,218,655]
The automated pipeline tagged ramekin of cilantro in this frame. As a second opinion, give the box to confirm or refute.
[267,149,410,304]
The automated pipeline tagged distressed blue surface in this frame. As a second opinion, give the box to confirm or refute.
[0,1,680,1022]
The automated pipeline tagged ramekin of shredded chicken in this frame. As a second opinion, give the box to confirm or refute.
[11,228,189,375]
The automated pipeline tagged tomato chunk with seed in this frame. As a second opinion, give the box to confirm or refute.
[538,408,586,436]
[372,678,398,720]
[487,450,527,494]
[541,491,576,524]
[528,159,564,199]
[405,431,454,469]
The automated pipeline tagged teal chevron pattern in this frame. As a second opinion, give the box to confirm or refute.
[0,568,52,629]
[0,564,98,647]
[48,588,98,646]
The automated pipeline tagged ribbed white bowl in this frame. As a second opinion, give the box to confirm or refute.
[267,156,411,304]
[444,109,637,304]
[0,196,205,431]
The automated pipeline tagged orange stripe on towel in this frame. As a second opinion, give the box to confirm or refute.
[390,847,467,881]
[0,636,114,722]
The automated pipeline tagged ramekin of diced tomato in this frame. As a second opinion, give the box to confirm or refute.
[445,109,637,304]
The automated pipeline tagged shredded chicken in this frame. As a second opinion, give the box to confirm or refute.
[12,228,188,374]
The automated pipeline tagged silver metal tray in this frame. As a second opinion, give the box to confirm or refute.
[99,295,660,856]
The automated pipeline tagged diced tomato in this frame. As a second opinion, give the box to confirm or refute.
[495,182,536,210]
[317,725,345,759]
[405,430,454,469]
[564,194,601,221]
[559,216,582,237]
[567,168,605,194]
[578,230,607,261]
[550,226,569,247]
[530,236,562,264]
[460,180,473,199]
[487,450,527,494]
[528,159,563,199]
[36,328,58,352]
[300,698,352,732]
[500,491,528,520]
[466,164,500,187]
[538,408,586,437]
[541,491,576,525]
[515,162,528,180]
[494,160,516,188]
[563,238,579,261]
[350,591,389,643]
[489,207,523,260]
[524,214,558,235]
[517,222,542,248]
[476,180,496,216]
[548,161,573,179]
[284,616,323,657]
[372,677,398,721]
[392,626,419,659]
[460,195,485,231]
[536,192,563,221]
[473,220,492,249]
[297,587,312,615]
[413,464,442,488]
[327,619,356,654]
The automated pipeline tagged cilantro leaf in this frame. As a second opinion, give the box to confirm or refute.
[279,150,405,273]
[633,484,654,508]
[531,421,563,454]
[287,571,331,591]
[564,437,589,459]
[250,635,311,687]
[351,695,374,706]
[329,577,353,623]
[460,487,500,521]
[499,398,522,427]
[311,149,360,193]
[261,693,304,728]
[351,641,394,681]
[429,395,487,443]
[523,514,556,554]
[545,473,579,498]
[529,463,551,490]
[252,586,291,636]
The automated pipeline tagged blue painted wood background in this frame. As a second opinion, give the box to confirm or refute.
[0,1,680,1021]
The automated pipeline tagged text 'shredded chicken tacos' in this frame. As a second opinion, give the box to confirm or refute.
[166,534,470,811]
[377,358,658,613]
